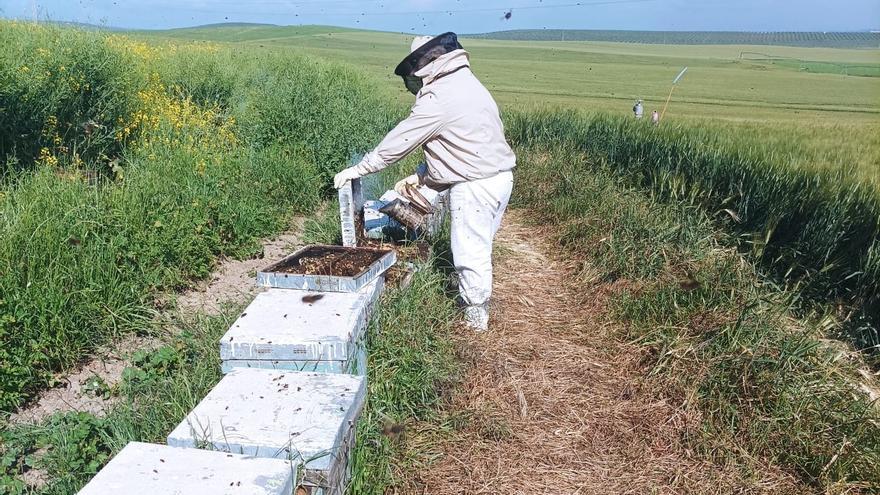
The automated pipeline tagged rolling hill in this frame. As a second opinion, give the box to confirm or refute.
[469,29,880,48]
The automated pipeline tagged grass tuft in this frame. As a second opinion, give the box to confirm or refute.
[513,143,880,490]
[507,110,880,356]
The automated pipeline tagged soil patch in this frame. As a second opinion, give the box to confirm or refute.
[10,219,305,426]
[410,210,806,494]
[266,245,390,277]
[176,224,304,315]
[8,334,159,425]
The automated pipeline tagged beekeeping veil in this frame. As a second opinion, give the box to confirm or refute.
[395,32,464,95]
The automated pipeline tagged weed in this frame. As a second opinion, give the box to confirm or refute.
[507,111,880,355]
[0,21,397,411]
[513,144,880,490]
[348,243,460,493]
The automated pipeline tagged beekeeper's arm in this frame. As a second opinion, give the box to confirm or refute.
[333,95,443,188]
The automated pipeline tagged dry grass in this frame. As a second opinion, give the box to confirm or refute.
[410,211,807,494]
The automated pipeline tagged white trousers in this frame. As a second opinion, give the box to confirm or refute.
[449,171,514,308]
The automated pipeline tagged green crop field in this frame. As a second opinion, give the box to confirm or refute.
[151,25,880,184]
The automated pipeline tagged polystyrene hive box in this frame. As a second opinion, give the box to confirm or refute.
[219,277,383,375]
[257,245,395,293]
[76,442,296,495]
[167,369,366,495]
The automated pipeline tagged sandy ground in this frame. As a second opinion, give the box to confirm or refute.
[412,211,805,495]
[9,220,304,426]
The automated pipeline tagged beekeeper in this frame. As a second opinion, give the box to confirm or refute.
[633,99,644,119]
[333,32,515,331]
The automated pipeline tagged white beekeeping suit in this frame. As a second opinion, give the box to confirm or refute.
[333,32,516,331]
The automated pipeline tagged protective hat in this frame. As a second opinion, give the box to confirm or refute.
[411,35,434,53]
[395,32,463,94]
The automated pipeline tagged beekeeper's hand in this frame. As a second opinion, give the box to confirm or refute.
[333,167,361,189]
[394,174,422,195]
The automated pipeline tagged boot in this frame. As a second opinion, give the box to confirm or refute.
[463,304,489,332]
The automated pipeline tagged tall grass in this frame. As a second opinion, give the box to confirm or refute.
[0,22,143,174]
[0,214,458,494]
[513,143,880,491]
[0,21,398,412]
[506,110,880,355]
[0,308,236,494]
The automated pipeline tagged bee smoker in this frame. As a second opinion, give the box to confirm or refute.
[379,184,433,232]
[379,200,426,231]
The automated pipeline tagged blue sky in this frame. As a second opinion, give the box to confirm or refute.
[2,0,878,32]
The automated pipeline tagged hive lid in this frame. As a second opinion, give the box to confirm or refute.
[77,442,296,495]
[167,369,366,472]
[219,278,382,362]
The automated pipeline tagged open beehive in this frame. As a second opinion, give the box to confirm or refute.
[257,244,396,293]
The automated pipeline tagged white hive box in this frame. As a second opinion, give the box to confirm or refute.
[77,442,296,495]
[219,278,383,375]
[363,199,402,239]
[167,369,366,495]
[257,245,395,293]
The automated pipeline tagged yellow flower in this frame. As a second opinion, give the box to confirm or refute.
[37,147,58,167]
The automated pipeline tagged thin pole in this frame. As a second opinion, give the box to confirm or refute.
[659,84,676,125]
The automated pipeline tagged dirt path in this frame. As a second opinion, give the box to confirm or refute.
[9,220,304,425]
[414,211,802,494]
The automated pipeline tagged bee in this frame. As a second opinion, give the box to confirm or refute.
[302,294,324,304]
[382,420,405,441]
[680,271,702,292]
[82,120,102,137]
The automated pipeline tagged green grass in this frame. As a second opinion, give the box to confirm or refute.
[739,52,880,77]
[0,21,399,412]
[512,143,880,491]
[149,26,880,119]
[506,110,880,356]
[2,20,879,494]
[0,23,142,173]
[149,25,880,181]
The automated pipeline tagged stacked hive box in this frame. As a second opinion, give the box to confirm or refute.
[75,179,447,494]
[219,278,385,375]
[76,442,297,494]
[79,241,392,495]
[167,369,366,493]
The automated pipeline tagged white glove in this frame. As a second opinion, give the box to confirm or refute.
[333,167,362,189]
[394,174,421,195]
